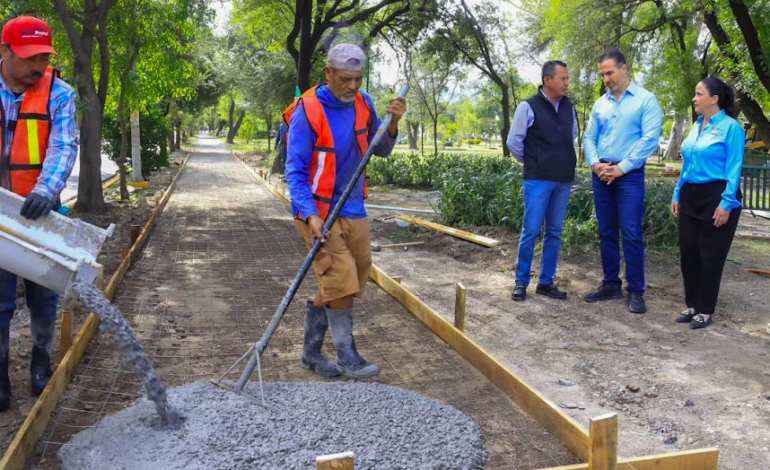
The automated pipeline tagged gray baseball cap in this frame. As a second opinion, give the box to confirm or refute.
[326,44,367,72]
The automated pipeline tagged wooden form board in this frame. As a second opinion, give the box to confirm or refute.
[533,448,719,470]
[316,452,355,470]
[395,215,500,247]
[368,265,590,460]
[589,413,618,470]
[0,154,190,470]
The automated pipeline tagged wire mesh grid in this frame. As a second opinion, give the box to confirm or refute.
[24,145,580,470]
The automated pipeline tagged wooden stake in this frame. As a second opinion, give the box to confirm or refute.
[121,243,129,261]
[454,282,466,331]
[316,452,354,470]
[58,310,72,363]
[589,413,618,470]
[129,225,142,246]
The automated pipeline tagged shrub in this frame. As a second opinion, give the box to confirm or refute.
[466,138,483,145]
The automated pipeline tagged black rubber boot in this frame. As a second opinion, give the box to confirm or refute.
[30,317,55,396]
[300,301,341,378]
[0,326,11,412]
[326,308,380,379]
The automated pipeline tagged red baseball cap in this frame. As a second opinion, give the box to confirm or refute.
[1,16,57,59]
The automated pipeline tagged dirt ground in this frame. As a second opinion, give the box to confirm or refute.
[0,152,186,455]
[363,188,770,470]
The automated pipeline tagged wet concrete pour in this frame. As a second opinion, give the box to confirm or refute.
[58,381,487,470]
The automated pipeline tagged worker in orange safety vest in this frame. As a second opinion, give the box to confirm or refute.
[285,44,406,379]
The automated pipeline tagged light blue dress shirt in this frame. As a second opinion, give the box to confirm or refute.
[506,89,578,162]
[672,110,745,211]
[584,81,663,174]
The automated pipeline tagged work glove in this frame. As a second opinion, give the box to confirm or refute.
[20,192,55,220]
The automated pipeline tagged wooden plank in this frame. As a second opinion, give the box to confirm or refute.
[0,153,190,470]
[126,181,150,188]
[378,241,426,249]
[532,448,719,470]
[368,265,590,460]
[747,268,770,277]
[589,413,618,470]
[396,215,500,247]
[316,452,354,470]
[454,282,466,331]
[58,310,72,363]
[746,140,766,149]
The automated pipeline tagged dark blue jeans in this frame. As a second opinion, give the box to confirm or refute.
[515,179,573,286]
[0,268,58,328]
[592,168,646,292]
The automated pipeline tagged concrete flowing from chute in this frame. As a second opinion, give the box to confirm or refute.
[73,282,181,427]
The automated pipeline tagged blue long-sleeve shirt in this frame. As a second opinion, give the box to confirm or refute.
[584,81,663,174]
[0,61,77,200]
[672,110,745,211]
[506,89,578,162]
[286,85,397,220]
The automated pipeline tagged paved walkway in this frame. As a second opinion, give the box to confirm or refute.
[27,137,579,470]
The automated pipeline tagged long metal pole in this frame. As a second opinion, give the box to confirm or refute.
[234,84,409,392]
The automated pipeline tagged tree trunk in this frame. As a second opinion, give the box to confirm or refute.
[227,110,246,144]
[130,110,143,181]
[296,0,314,92]
[175,120,181,149]
[407,121,419,149]
[432,120,439,155]
[735,89,770,142]
[663,116,687,161]
[499,81,511,156]
[266,116,273,152]
[703,7,770,142]
[727,0,770,96]
[116,92,130,201]
[75,94,107,212]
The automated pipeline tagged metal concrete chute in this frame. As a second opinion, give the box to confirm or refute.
[0,187,114,304]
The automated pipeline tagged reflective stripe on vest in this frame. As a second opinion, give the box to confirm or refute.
[0,67,57,197]
[282,85,372,220]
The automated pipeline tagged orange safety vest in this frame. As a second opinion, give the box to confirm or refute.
[0,66,57,197]
[283,85,372,220]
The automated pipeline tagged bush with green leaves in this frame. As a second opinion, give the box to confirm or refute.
[102,105,172,178]
[368,151,680,253]
[435,161,679,253]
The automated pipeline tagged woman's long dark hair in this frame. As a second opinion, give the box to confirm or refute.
[700,77,739,118]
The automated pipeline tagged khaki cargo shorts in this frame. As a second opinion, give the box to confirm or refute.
[294,217,371,303]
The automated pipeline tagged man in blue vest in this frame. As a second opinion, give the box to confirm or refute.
[286,44,406,379]
[507,60,577,302]
[583,49,663,314]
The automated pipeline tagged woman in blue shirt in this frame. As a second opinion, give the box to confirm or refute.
[671,77,744,329]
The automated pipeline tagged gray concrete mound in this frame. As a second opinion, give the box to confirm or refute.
[58,381,488,470]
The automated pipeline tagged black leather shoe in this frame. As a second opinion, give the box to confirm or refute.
[676,308,696,323]
[511,282,527,302]
[584,284,623,303]
[536,283,567,300]
[689,314,713,329]
[627,292,647,314]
